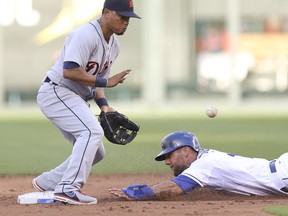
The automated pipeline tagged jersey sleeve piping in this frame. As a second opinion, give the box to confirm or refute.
[181,173,204,187]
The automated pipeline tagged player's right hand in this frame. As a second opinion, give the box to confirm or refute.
[107,69,131,87]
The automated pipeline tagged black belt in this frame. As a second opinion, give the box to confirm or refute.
[269,160,277,173]
[44,77,58,85]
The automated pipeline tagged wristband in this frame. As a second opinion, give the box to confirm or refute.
[96,98,108,108]
[122,184,155,200]
[95,77,107,87]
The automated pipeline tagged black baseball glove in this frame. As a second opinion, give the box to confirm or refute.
[98,111,140,145]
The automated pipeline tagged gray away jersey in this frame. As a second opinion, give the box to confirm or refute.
[46,19,120,101]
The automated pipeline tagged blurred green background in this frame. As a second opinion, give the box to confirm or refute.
[1,110,287,175]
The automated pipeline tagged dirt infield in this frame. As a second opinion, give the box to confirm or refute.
[0,174,287,216]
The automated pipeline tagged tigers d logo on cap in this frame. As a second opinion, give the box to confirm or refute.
[103,0,141,19]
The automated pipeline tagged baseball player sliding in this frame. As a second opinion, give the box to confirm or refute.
[110,131,288,200]
[32,0,141,205]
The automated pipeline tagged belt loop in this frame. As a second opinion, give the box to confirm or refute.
[269,160,277,173]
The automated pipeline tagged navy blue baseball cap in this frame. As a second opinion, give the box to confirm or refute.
[104,0,141,19]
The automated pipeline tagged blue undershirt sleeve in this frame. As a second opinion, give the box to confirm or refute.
[63,61,80,69]
[171,174,200,194]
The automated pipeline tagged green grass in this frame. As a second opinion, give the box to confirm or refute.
[264,206,288,216]
[0,111,287,175]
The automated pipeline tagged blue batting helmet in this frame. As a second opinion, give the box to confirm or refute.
[155,131,201,161]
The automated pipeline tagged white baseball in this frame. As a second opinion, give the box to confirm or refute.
[206,106,218,118]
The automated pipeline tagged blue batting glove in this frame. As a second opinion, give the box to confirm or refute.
[122,184,155,200]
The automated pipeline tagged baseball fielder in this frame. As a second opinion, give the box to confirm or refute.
[32,0,141,205]
[110,131,288,200]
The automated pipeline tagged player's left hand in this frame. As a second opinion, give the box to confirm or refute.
[107,69,131,87]
[98,111,140,145]
[109,188,133,200]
